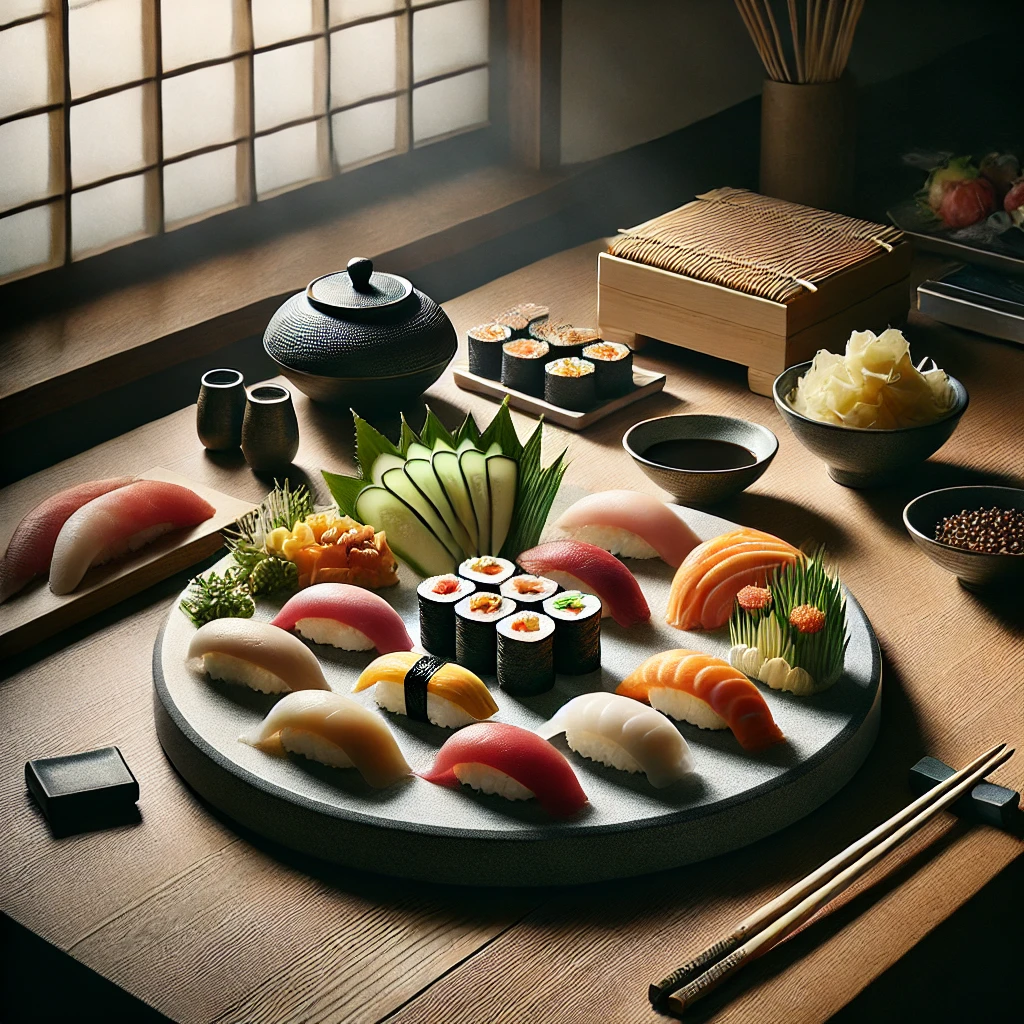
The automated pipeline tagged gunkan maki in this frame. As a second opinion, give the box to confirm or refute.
[501,338,549,396]
[543,590,602,674]
[467,323,512,380]
[496,611,556,696]
[544,357,596,411]
[582,340,633,398]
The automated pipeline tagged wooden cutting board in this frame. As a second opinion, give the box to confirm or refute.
[0,467,256,658]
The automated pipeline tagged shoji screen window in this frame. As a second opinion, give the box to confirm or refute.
[0,0,493,284]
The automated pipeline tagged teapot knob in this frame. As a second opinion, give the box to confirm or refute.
[347,256,374,292]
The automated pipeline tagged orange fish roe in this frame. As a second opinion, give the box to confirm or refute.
[737,585,773,612]
[513,577,545,594]
[470,556,504,575]
[789,604,826,634]
[505,339,547,358]
[469,593,503,614]
[432,577,461,595]
[511,614,541,632]
[583,342,627,361]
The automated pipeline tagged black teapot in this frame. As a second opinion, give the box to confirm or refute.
[262,257,457,407]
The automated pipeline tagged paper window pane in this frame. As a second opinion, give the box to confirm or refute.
[251,0,320,47]
[254,40,322,132]
[255,120,324,197]
[332,98,398,169]
[0,1,50,20]
[413,0,487,82]
[164,145,242,226]
[0,112,59,212]
[162,0,237,72]
[71,85,152,186]
[413,67,487,143]
[162,61,243,159]
[68,0,149,99]
[0,202,59,279]
[329,0,400,26]
[330,17,398,108]
[72,171,152,256]
[0,18,52,117]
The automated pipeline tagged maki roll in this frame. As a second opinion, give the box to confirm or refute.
[417,573,476,658]
[501,338,549,396]
[582,341,633,398]
[496,611,556,696]
[454,592,516,674]
[493,303,549,340]
[500,573,558,605]
[530,322,600,360]
[543,590,602,674]
[458,555,516,592]
[467,323,512,380]
[544,357,596,412]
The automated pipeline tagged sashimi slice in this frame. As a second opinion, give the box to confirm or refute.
[553,490,700,567]
[517,541,650,628]
[420,721,589,816]
[0,477,133,602]
[49,480,215,594]
[617,649,784,752]
[271,582,414,654]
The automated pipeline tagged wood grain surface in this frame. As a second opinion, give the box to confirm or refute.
[1,240,1021,1024]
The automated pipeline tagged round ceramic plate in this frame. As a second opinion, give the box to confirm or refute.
[153,504,881,886]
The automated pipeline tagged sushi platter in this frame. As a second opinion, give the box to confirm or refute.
[153,496,881,887]
[452,361,667,431]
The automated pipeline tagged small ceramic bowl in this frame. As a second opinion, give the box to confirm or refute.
[903,485,1024,591]
[622,414,778,505]
[773,362,969,488]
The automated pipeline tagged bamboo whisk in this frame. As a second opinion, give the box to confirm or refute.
[735,0,865,83]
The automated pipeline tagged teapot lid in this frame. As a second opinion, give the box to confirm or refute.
[306,257,413,319]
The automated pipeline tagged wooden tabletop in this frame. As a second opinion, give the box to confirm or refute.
[1,239,1022,1024]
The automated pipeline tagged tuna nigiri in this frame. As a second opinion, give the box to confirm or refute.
[188,618,331,694]
[537,691,695,788]
[49,480,215,594]
[553,490,700,567]
[666,527,800,631]
[241,689,411,787]
[421,721,588,816]
[0,477,133,602]
[617,649,784,752]
[517,540,650,628]
[271,582,413,653]
[353,651,498,728]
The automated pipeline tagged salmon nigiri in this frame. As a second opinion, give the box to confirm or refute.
[49,480,215,594]
[0,477,133,602]
[666,528,800,631]
[617,649,784,752]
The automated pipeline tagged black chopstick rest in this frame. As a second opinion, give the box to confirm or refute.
[909,755,1019,830]
[26,746,139,834]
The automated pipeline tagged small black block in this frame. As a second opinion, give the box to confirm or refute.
[909,755,1019,830]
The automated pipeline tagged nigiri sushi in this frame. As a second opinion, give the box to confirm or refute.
[553,490,700,567]
[188,618,330,694]
[517,540,650,628]
[666,528,800,631]
[537,692,695,788]
[271,582,413,653]
[0,477,134,602]
[421,721,588,816]
[353,651,498,728]
[241,689,410,787]
[49,480,216,594]
[617,649,784,752]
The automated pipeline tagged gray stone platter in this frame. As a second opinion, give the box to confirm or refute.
[153,504,881,886]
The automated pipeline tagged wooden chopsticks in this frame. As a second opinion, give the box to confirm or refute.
[649,743,1014,1016]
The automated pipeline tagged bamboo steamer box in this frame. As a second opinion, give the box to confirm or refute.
[597,189,912,396]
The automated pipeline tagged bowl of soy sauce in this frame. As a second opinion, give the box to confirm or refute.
[622,414,778,505]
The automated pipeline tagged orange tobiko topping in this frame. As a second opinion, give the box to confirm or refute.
[469,593,503,614]
[737,585,773,612]
[789,604,826,634]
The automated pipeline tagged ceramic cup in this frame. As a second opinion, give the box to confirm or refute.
[241,383,300,472]
[196,368,246,450]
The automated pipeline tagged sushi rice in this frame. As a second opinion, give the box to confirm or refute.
[562,728,646,776]
[648,687,728,730]
[559,524,659,561]
[370,679,479,729]
[201,652,292,694]
[276,728,355,769]
[452,763,533,801]
[292,617,376,650]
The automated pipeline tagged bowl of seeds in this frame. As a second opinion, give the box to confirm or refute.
[903,485,1024,591]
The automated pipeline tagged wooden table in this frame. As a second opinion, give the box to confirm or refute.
[2,240,1021,1024]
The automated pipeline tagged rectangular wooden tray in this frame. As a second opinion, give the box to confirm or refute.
[0,467,256,658]
[452,361,666,429]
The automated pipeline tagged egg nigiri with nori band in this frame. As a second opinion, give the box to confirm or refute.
[421,721,589,817]
[353,651,498,728]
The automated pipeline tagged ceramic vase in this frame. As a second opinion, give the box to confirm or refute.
[241,383,300,472]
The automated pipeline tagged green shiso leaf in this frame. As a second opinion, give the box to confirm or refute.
[322,471,366,518]
[419,406,456,449]
[478,397,524,459]
[353,412,401,476]
[455,410,481,446]
[398,413,419,456]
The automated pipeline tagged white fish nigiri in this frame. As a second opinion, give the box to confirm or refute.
[553,489,700,567]
[537,691,695,788]
[50,480,216,594]
[241,689,411,788]
[188,618,330,694]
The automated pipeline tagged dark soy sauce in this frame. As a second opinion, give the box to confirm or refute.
[642,438,758,471]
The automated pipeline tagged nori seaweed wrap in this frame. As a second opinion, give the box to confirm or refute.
[468,323,512,380]
[544,357,596,411]
[582,341,633,398]
[417,574,476,658]
[454,592,517,674]
[543,590,602,674]
[496,611,556,696]
[501,338,550,396]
